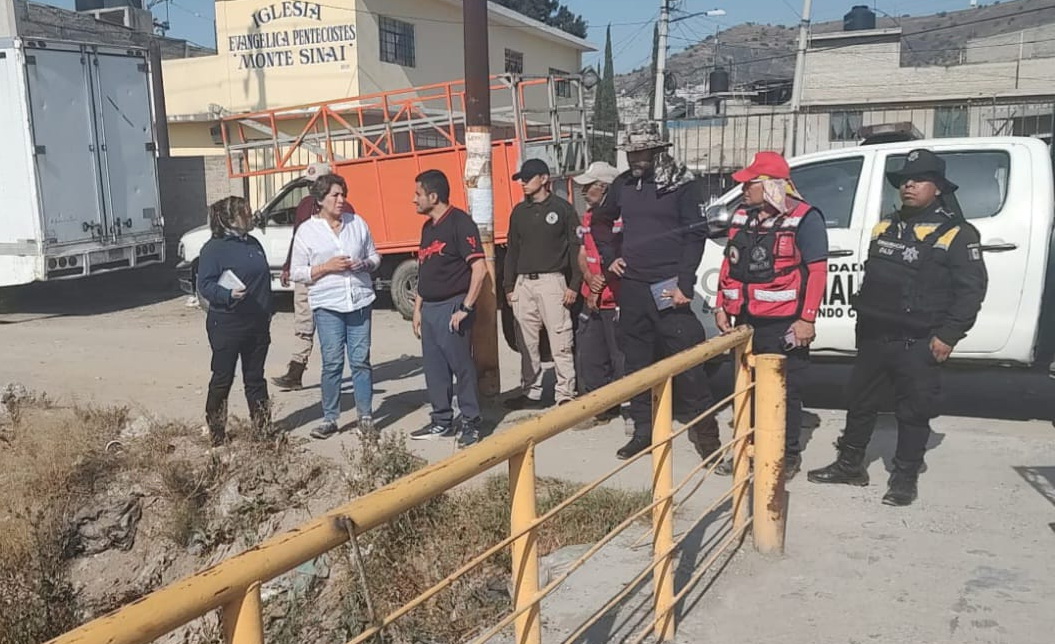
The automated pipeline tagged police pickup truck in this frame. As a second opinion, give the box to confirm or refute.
[695,137,1055,367]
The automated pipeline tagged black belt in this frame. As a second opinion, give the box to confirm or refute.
[521,272,558,280]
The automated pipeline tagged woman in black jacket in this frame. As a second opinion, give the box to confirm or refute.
[196,197,273,445]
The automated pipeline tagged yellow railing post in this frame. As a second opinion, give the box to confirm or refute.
[732,340,754,532]
[651,377,676,642]
[221,583,264,644]
[509,445,541,644]
[752,354,787,555]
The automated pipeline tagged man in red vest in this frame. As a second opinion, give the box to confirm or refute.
[572,161,629,430]
[714,151,829,479]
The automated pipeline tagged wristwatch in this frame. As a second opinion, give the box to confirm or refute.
[458,302,475,313]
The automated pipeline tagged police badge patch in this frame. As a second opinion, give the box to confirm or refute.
[545,212,559,225]
[967,243,983,262]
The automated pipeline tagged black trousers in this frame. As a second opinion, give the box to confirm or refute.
[743,317,809,456]
[576,308,625,397]
[205,313,271,434]
[842,335,942,467]
[619,279,717,443]
[421,296,481,426]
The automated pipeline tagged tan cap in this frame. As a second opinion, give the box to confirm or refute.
[573,161,621,185]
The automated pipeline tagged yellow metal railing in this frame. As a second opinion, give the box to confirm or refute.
[48,325,786,644]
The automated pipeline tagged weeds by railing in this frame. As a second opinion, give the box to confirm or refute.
[47,325,786,644]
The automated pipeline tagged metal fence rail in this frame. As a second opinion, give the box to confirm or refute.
[48,325,786,644]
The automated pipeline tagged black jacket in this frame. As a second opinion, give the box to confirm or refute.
[609,173,707,296]
[857,201,988,345]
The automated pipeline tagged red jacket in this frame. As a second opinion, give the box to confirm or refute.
[579,208,619,309]
[717,198,825,322]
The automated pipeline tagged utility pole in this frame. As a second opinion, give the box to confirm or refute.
[652,0,671,127]
[786,0,813,156]
[463,0,500,398]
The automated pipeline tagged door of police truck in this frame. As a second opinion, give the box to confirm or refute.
[870,140,1048,363]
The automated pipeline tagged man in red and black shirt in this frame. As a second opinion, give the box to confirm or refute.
[409,170,487,448]
[572,161,628,429]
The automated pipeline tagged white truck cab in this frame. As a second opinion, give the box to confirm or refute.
[696,137,1055,367]
[176,176,311,298]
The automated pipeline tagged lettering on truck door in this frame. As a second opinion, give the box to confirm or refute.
[789,155,871,353]
[878,146,1035,360]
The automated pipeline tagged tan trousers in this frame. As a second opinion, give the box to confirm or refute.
[290,282,314,365]
[510,273,576,402]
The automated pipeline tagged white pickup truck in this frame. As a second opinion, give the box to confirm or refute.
[695,136,1055,367]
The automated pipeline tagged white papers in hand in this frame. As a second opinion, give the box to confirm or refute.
[218,269,246,291]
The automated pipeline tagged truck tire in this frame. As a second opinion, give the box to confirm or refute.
[391,259,418,320]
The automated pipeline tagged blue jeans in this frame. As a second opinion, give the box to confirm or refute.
[314,306,373,424]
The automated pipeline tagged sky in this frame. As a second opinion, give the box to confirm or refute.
[40,0,986,73]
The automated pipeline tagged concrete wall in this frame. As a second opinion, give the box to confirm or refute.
[354,0,583,100]
[802,30,1055,106]
[966,25,1055,64]
[163,0,359,118]
[157,157,208,262]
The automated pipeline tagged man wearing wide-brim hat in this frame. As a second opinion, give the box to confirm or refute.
[601,120,720,462]
[808,148,988,507]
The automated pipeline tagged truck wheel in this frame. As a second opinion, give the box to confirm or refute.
[391,259,418,320]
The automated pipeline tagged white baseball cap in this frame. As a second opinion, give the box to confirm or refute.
[573,161,620,186]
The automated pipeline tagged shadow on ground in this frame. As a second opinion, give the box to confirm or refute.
[274,356,425,432]
[707,357,1055,424]
[0,265,182,318]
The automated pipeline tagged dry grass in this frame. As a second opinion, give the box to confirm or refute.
[1,394,649,644]
[0,401,125,644]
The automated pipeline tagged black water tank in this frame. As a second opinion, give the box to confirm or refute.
[709,68,730,94]
[844,5,876,31]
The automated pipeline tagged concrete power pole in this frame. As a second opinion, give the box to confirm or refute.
[786,0,813,156]
[652,0,670,126]
[463,0,500,397]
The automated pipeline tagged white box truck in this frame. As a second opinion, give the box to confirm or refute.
[0,37,165,287]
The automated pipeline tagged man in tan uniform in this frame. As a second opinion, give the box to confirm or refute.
[503,159,581,409]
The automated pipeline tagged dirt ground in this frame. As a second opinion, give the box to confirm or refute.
[4,267,1055,643]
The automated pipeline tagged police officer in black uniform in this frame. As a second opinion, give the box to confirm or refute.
[807,149,988,506]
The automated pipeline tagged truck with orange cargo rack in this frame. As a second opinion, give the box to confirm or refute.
[176,73,590,322]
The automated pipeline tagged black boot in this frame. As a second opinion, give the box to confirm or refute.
[688,417,722,462]
[271,361,306,391]
[807,441,869,486]
[882,459,920,506]
[250,400,273,439]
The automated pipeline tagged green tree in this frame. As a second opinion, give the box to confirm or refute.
[494,0,587,38]
[590,25,618,164]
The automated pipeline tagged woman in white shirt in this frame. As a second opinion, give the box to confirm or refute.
[290,174,381,440]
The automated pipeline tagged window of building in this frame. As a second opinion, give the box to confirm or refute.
[790,157,865,228]
[379,16,415,67]
[829,111,863,142]
[882,151,1010,219]
[549,67,571,98]
[505,49,524,74]
[934,106,969,138]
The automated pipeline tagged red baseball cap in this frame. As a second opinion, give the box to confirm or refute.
[732,151,791,183]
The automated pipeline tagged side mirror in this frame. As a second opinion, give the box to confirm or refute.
[702,203,733,238]
[253,210,268,231]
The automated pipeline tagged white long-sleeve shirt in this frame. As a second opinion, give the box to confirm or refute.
[290,213,381,313]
